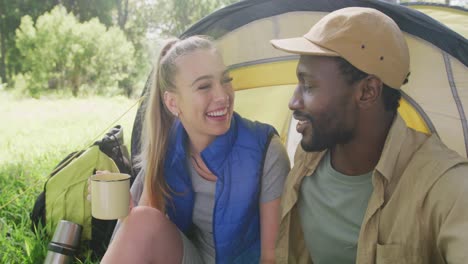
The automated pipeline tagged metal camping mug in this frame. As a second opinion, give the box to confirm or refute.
[44,220,82,264]
[90,172,131,220]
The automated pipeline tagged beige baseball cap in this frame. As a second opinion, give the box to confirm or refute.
[270,7,410,89]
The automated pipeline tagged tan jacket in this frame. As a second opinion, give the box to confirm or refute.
[276,115,468,264]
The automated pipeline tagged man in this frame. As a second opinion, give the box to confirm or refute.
[270,7,468,264]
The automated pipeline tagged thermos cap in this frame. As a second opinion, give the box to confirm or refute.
[51,220,82,249]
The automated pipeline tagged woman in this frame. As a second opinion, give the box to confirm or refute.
[102,36,290,264]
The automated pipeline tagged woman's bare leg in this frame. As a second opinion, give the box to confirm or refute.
[101,206,183,264]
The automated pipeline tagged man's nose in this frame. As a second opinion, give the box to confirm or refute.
[288,85,303,110]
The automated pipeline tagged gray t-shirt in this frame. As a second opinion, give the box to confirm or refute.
[123,135,289,262]
[298,150,373,264]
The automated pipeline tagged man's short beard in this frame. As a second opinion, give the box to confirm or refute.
[293,110,354,152]
[301,125,354,152]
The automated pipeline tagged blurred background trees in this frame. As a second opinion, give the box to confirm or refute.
[15,6,135,97]
[0,0,237,97]
[0,0,465,97]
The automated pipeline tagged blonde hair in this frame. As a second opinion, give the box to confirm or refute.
[137,36,217,210]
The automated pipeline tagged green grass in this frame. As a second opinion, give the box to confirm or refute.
[0,92,138,263]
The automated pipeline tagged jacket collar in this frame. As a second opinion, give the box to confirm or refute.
[201,113,238,175]
[169,112,239,176]
[374,114,411,182]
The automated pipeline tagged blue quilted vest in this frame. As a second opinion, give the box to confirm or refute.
[164,112,276,263]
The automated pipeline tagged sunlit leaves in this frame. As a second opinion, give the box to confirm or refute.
[15,6,135,97]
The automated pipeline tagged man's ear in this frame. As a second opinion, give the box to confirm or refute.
[163,91,179,116]
[356,75,383,109]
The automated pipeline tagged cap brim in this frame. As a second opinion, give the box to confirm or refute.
[270,37,339,56]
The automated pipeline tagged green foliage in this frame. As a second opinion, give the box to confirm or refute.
[3,0,240,98]
[0,0,119,85]
[119,0,239,92]
[15,6,136,97]
[0,163,49,263]
[137,0,238,37]
[120,0,156,94]
[0,0,57,84]
[0,93,137,263]
[60,0,117,26]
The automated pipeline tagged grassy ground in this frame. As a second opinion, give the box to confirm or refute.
[0,92,138,263]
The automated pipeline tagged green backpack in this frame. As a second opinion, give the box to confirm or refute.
[30,125,134,259]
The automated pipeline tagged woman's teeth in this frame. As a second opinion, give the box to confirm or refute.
[207,108,228,117]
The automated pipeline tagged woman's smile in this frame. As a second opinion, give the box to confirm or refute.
[206,106,229,120]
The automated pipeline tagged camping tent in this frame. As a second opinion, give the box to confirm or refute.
[132,0,468,162]
[405,3,468,38]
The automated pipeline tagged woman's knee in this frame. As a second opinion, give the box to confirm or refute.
[126,206,166,225]
[121,206,183,259]
[122,206,179,241]
[103,206,183,263]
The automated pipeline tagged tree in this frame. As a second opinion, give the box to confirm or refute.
[117,0,129,30]
[129,0,238,38]
[0,0,7,83]
[0,0,121,85]
[15,6,135,97]
[55,0,116,26]
[117,0,241,96]
[5,0,239,96]
[0,0,56,84]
